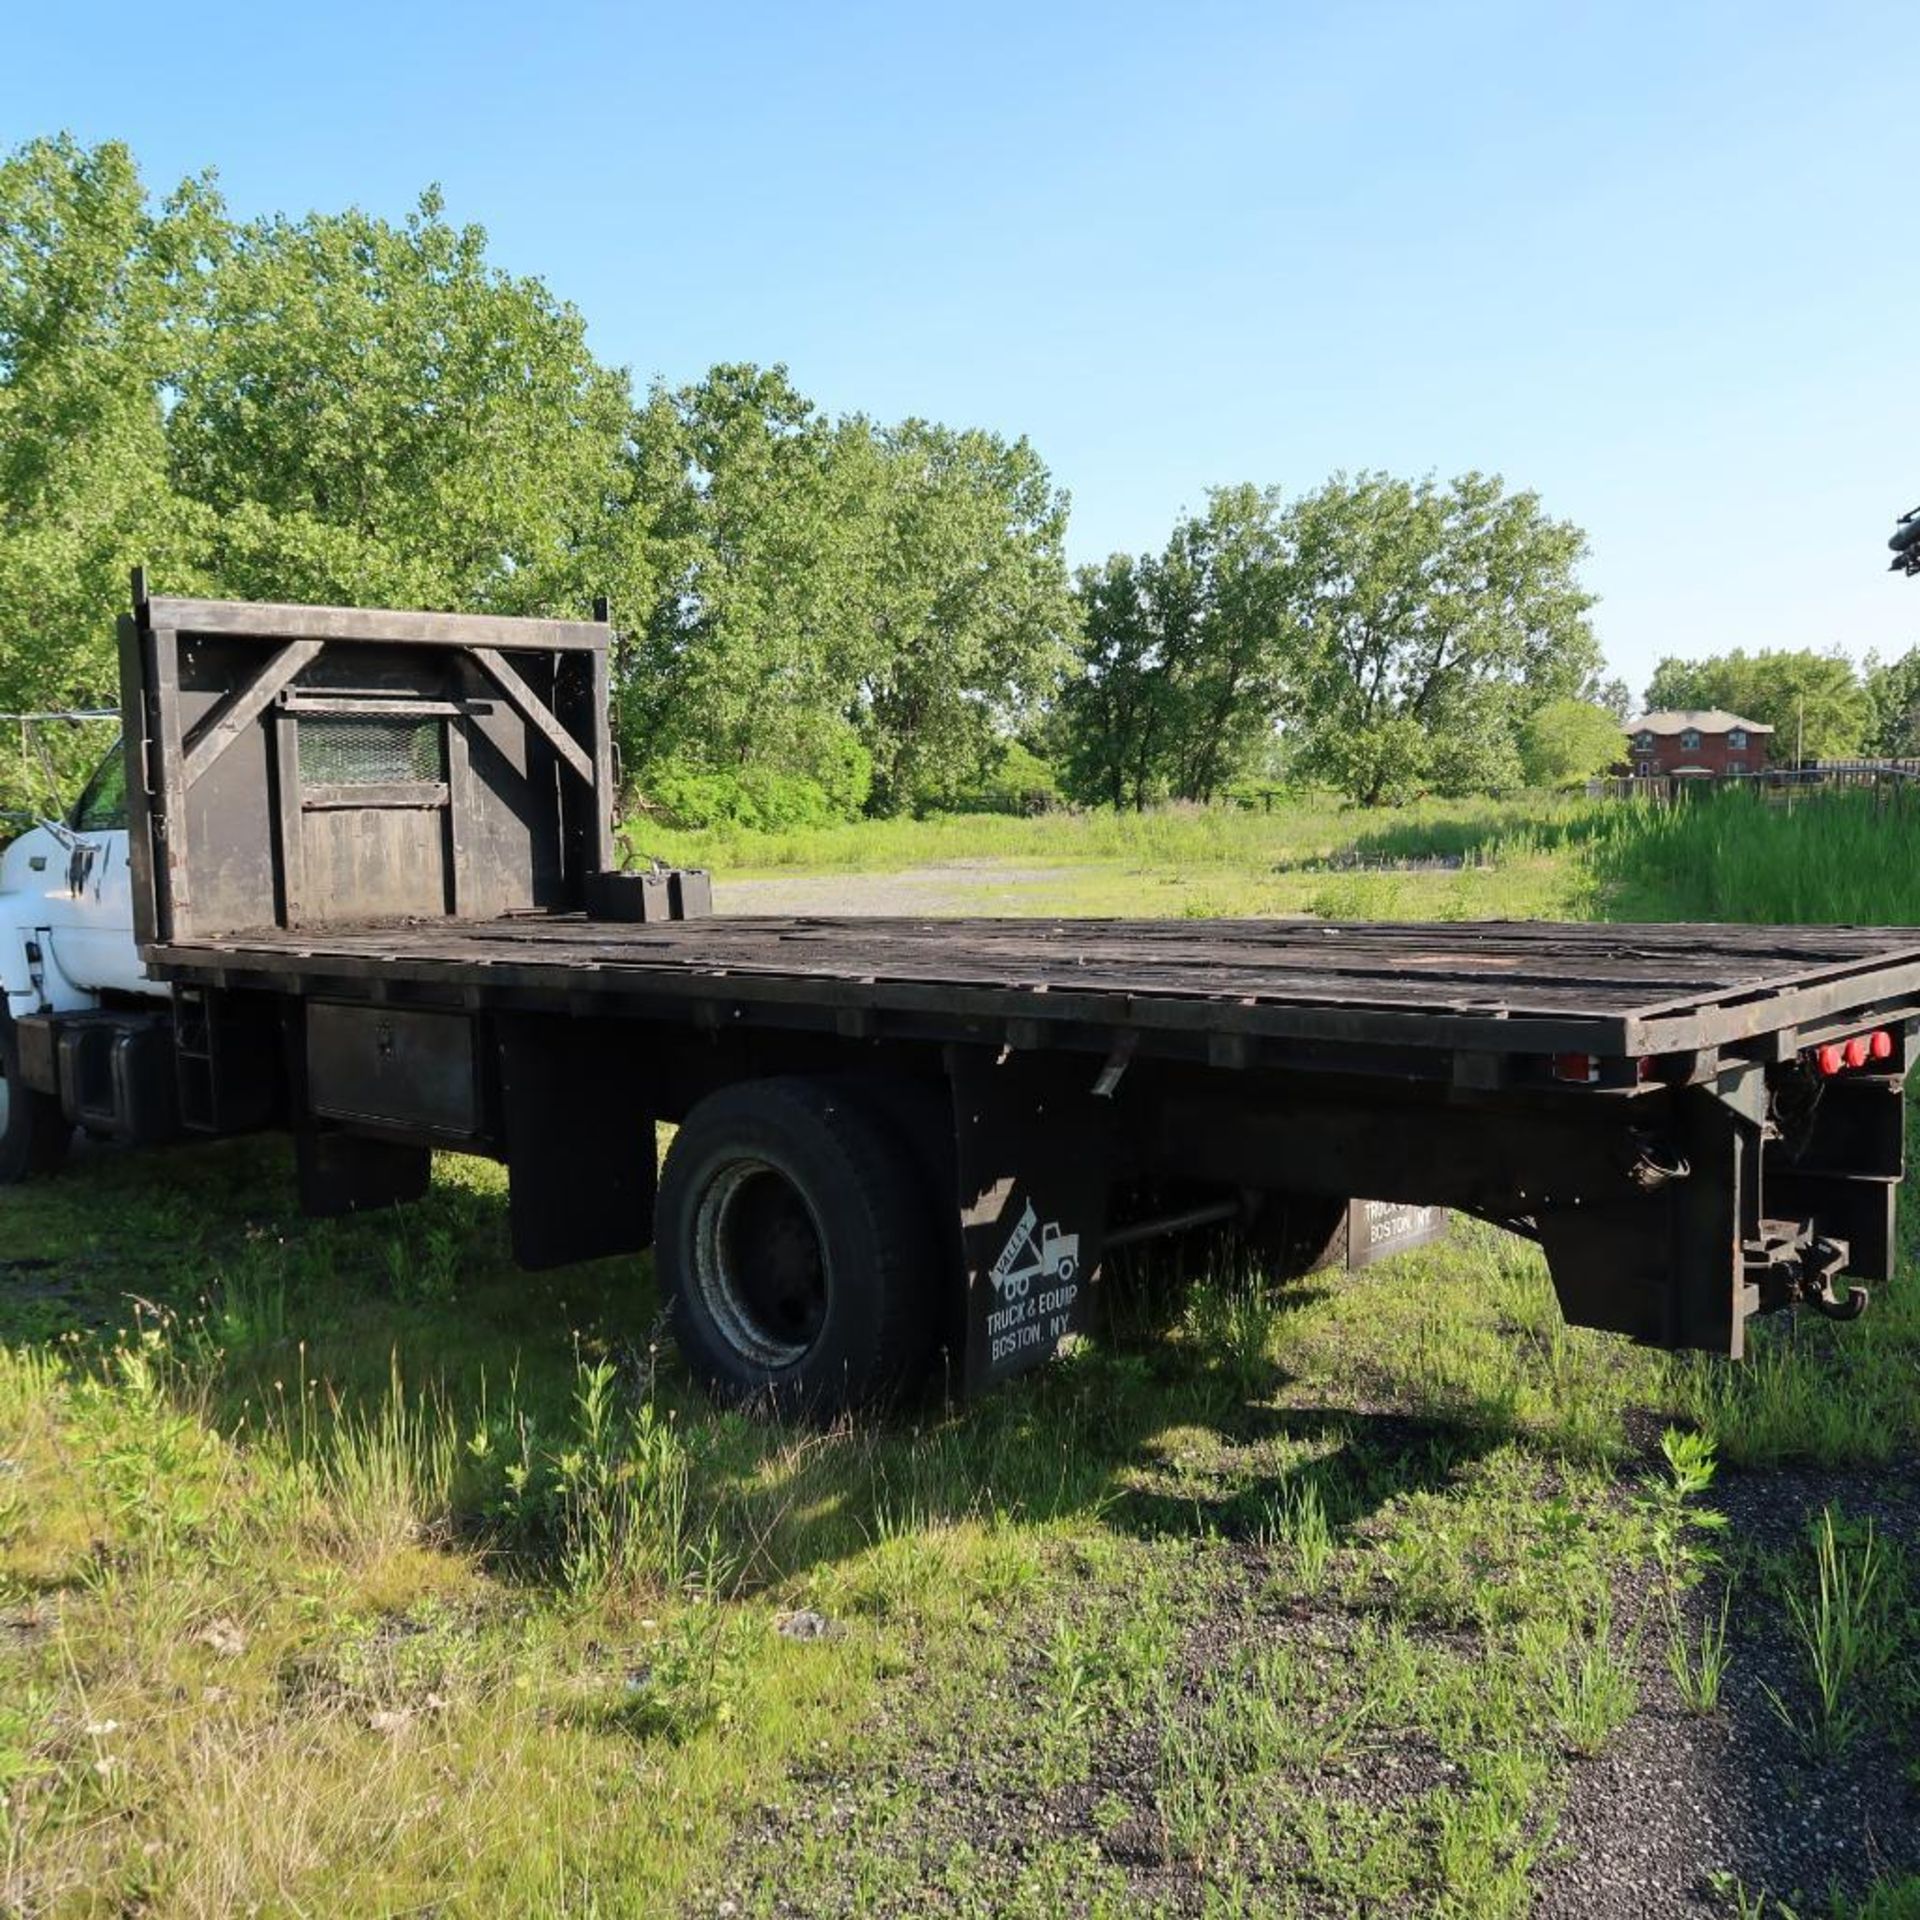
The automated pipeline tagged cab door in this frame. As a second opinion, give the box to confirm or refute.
[37,746,157,1001]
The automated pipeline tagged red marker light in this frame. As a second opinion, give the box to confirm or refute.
[1870,1030,1894,1061]
[1816,1044,1845,1077]
[1845,1035,1872,1069]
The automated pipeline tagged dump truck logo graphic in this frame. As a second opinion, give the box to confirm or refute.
[989,1198,1080,1300]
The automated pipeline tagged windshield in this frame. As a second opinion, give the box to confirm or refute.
[70,742,128,833]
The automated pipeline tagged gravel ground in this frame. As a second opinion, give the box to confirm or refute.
[710,1459,1920,1917]
[1535,1463,1920,1919]
[711,863,1087,918]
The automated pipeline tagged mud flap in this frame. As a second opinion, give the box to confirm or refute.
[498,1015,656,1270]
[948,1045,1114,1394]
[1535,1081,1756,1357]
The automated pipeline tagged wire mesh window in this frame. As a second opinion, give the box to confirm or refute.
[297,715,445,787]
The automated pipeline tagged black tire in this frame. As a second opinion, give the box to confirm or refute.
[1240,1192,1350,1278]
[655,1076,939,1414]
[0,1008,72,1185]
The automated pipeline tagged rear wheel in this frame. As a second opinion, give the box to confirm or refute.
[0,1009,72,1185]
[1240,1192,1350,1277]
[655,1076,939,1414]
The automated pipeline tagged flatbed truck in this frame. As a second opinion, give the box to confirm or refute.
[1,584,1913,1410]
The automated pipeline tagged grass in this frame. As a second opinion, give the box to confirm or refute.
[622,791,1603,920]
[1588,785,1920,926]
[5,784,1920,1914]
[1760,1507,1901,1763]
[624,791,1579,876]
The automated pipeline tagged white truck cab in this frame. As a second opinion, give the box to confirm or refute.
[0,743,168,1180]
[1,745,161,1016]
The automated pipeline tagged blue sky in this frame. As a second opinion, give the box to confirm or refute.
[6,0,1915,695]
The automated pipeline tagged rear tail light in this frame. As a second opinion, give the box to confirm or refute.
[1552,1053,1600,1083]
[1811,1030,1892,1077]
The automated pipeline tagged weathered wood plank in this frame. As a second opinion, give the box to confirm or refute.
[148,596,607,652]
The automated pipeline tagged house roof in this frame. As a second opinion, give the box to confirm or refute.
[1624,710,1774,737]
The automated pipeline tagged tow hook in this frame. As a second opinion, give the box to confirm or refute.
[1798,1236,1869,1322]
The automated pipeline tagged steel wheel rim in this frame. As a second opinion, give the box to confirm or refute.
[692,1158,828,1369]
[0,1065,10,1137]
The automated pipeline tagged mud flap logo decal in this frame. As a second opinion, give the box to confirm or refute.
[983,1194,1085,1369]
[989,1197,1081,1299]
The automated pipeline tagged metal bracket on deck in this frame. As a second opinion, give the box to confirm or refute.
[1092,1033,1137,1099]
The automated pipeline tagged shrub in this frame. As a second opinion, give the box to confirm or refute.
[949,741,1062,816]
[634,762,859,834]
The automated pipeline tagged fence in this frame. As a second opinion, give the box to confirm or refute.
[1591,762,1920,803]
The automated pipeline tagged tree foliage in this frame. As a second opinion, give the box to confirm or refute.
[0,135,218,753]
[1063,473,1600,809]
[1285,473,1599,805]
[1061,487,1295,809]
[1519,698,1624,788]
[850,418,1073,815]
[1641,648,1867,764]
[1863,647,1920,759]
[621,369,1074,821]
[35,134,1918,833]
[624,364,875,812]
[0,137,1075,822]
[167,187,639,618]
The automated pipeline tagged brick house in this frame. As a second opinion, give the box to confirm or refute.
[1622,710,1774,779]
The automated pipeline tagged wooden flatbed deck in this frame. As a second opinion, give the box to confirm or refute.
[150,917,1920,1061]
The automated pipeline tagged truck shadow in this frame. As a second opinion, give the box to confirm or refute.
[0,1139,1517,1596]
[705,1273,1510,1593]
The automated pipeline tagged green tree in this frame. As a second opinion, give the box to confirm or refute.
[1059,487,1296,808]
[1285,472,1598,805]
[1060,551,1172,810]
[1641,649,1867,763]
[622,363,877,816]
[1519,698,1625,787]
[626,370,1076,821]
[167,187,637,620]
[0,136,221,803]
[1862,647,1920,758]
[851,418,1074,814]
[1159,486,1295,804]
